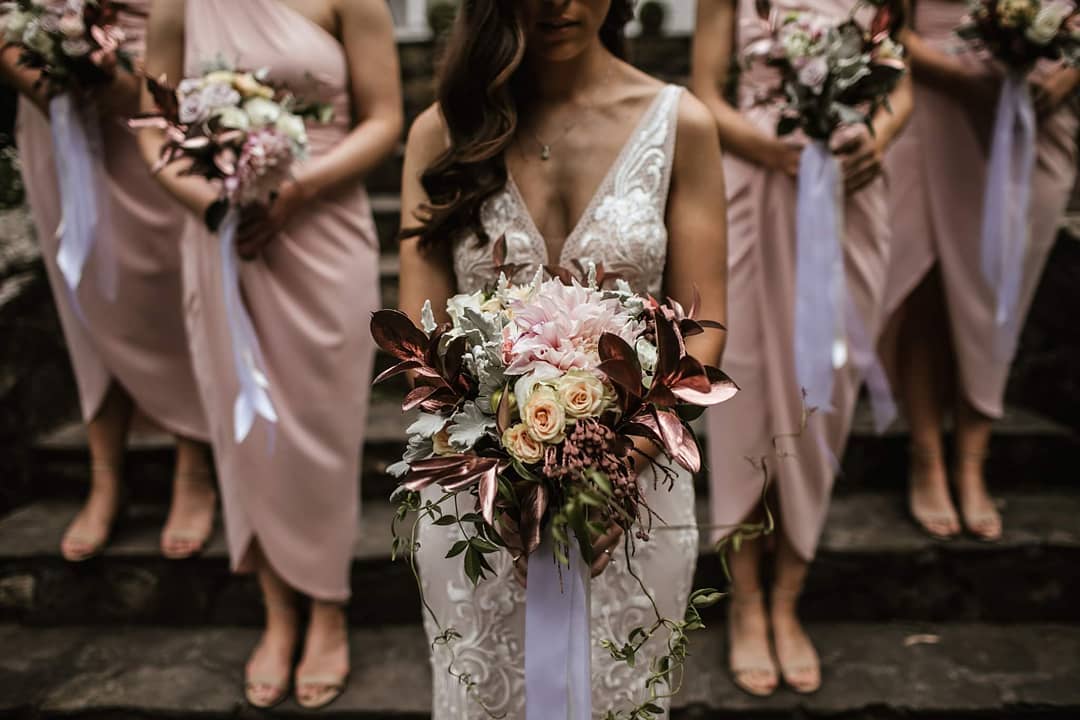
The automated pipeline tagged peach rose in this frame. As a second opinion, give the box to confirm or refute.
[503,423,544,465]
[556,370,609,419]
[521,385,566,443]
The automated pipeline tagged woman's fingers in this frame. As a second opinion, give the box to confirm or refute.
[589,524,624,577]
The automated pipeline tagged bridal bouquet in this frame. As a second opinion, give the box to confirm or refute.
[958,0,1080,354]
[134,66,331,443]
[0,0,130,96]
[375,258,736,716]
[958,0,1080,69]
[747,1,905,140]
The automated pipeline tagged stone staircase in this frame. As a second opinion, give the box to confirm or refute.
[2,36,1080,720]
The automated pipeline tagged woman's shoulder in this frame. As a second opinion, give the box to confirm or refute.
[404,103,450,166]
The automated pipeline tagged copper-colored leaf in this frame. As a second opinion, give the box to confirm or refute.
[598,333,639,366]
[442,335,467,381]
[655,409,701,473]
[371,310,428,361]
[672,365,739,406]
[597,359,643,398]
[372,358,422,385]
[496,383,512,435]
[654,313,683,380]
[479,463,499,526]
[545,265,574,285]
[403,384,439,412]
[520,483,548,556]
[493,234,508,267]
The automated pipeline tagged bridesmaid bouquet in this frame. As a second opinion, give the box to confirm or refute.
[745,0,904,414]
[135,66,332,230]
[747,1,905,140]
[958,0,1080,354]
[375,255,736,716]
[0,0,134,317]
[134,66,331,443]
[0,0,131,96]
[958,0,1080,69]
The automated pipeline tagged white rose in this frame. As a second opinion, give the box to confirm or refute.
[1026,0,1073,43]
[521,385,566,444]
[556,370,609,419]
[502,423,544,465]
[214,105,250,130]
[275,111,307,145]
[57,12,84,38]
[243,96,281,127]
[798,55,829,94]
[3,11,32,39]
[22,20,54,55]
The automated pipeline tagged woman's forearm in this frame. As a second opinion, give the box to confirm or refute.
[136,126,220,219]
[871,71,914,151]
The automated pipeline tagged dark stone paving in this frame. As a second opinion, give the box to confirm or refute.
[0,623,1076,718]
[1,493,1078,627]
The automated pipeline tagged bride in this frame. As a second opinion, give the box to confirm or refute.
[397,0,728,716]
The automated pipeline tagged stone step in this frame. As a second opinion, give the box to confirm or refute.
[30,396,1079,505]
[1,491,1077,627]
[0,621,1077,718]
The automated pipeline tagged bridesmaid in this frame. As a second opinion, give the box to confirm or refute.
[879,0,1080,541]
[0,1,214,562]
[139,0,402,709]
[693,0,912,697]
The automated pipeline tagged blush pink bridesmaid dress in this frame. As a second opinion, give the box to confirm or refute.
[180,0,380,601]
[705,0,892,561]
[881,0,1079,419]
[16,0,207,441]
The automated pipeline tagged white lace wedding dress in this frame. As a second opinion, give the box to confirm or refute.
[417,84,699,719]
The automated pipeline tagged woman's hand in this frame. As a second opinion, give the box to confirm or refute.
[830,124,882,195]
[235,179,312,260]
[510,522,627,588]
[1032,67,1080,119]
[766,136,804,177]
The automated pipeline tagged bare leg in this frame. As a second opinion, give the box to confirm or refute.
[295,600,351,708]
[896,270,960,538]
[61,383,134,561]
[161,438,217,559]
[953,397,1002,540]
[724,509,778,697]
[770,530,820,694]
[245,543,300,708]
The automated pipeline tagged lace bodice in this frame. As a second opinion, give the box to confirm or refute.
[452,85,683,297]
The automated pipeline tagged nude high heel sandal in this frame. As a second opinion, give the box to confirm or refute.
[161,469,217,560]
[60,462,127,562]
[726,590,779,697]
[907,445,961,540]
[770,587,821,695]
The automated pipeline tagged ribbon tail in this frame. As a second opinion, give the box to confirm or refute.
[525,533,592,720]
[219,209,278,443]
[794,141,846,413]
[845,300,897,434]
[50,94,113,308]
[981,72,1037,360]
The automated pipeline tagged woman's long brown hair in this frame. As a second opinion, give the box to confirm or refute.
[402,0,635,249]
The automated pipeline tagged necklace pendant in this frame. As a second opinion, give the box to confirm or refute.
[540,144,551,161]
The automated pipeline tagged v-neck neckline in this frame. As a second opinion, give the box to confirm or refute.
[505,86,670,265]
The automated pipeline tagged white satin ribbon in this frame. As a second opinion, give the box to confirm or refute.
[794,141,847,412]
[981,71,1036,361]
[49,93,115,309]
[525,532,591,720]
[219,209,278,442]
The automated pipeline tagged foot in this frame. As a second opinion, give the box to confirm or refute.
[954,453,1002,541]
[161,470,217,559]
[770,591,820,694]
[296,603,350,709]
[61,464,124,562]
[245,611,299,709]
[726,591,778,697]
[908,446,960,539]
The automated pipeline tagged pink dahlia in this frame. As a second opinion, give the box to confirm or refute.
[505,279,642,377]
